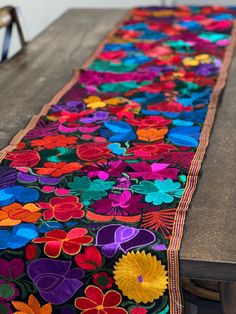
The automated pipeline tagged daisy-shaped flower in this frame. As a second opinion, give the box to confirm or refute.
[114,251,168,303]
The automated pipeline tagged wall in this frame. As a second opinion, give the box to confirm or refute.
[1,0,236,57]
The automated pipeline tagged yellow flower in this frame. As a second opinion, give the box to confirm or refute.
[183,54,211,67]
[83,96,125,109]
[113,251,168,304]
[182,57,199,66]
[195,54,211,63]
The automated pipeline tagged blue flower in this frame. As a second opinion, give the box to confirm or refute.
[0,185,39,206]
[0,223,38,249]
[172,119,193,126]
[168,126,201,147]
[177,20,202,31]
[100,121,136,142]
[122,23,148,31]
[38,221,63,233]
[180,108,207,123]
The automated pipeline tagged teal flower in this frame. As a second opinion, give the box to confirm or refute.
[68,176,115,202]
[131,179,184,205]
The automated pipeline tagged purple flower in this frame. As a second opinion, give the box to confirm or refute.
[91,190,154,216]
[27,259,84,304]
[0,167,17,189]
[24,119,58,139]
[96,224,155,257]
[51,100,85,112]
[80,111,109,124]
[195,63,219,76]
[17,171,62,185]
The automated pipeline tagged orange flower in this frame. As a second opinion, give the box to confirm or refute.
[30,135,77,149]
[137,127,168,142]
[0,203,42,226]
[36,162,83,177]
[12,294,52,314]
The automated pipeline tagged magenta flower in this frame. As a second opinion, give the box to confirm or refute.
[91,190,154,216]
[127,162,179,180]
[25,119,58,139]
[83,160,127,180]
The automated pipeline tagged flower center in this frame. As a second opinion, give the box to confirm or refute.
[138,275,144,283]
[96,305,104,310]
[97,275,109,287]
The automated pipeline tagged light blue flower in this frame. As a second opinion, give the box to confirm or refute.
[131,179,184,205]
[107,143,127,155]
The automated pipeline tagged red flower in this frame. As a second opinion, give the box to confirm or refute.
[30,135,77,149]
[33,228,93,258]
[130,308,148,314]
[75,285,127,314]
[5,150,40,167]
[129,116,171,128]
[25,244,38,260]
[93,272,114,290]
[36,162,83,177]
[75,246,102,270]
[39,195,84,222]
[76,143,114,161]
[126,142,176,160]
[148,101,192,112]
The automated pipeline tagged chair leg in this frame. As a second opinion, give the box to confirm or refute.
[219,282,236,314]
[184,300,198,314]
[1,24,12,62]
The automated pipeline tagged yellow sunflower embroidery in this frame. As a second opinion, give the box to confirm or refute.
[113,251,168,304]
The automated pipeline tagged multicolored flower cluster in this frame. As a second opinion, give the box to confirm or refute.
[0,5,235,313]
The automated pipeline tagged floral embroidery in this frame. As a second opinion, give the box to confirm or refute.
[75,285,127,314]
[0,5,235,313]
[33,228,93,258]
[114,251,168,303]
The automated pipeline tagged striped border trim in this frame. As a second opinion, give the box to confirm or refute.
[167,20,236,314]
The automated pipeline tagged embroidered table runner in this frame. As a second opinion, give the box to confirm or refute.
[0,6,235,314]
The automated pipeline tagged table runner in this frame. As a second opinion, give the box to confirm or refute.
[0,6,236,314]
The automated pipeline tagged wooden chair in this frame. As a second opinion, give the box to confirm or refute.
[0,6,26,62]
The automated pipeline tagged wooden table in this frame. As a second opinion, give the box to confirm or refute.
[0,9,236,313]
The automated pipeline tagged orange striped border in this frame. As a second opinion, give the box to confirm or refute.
[167,21,236,314]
